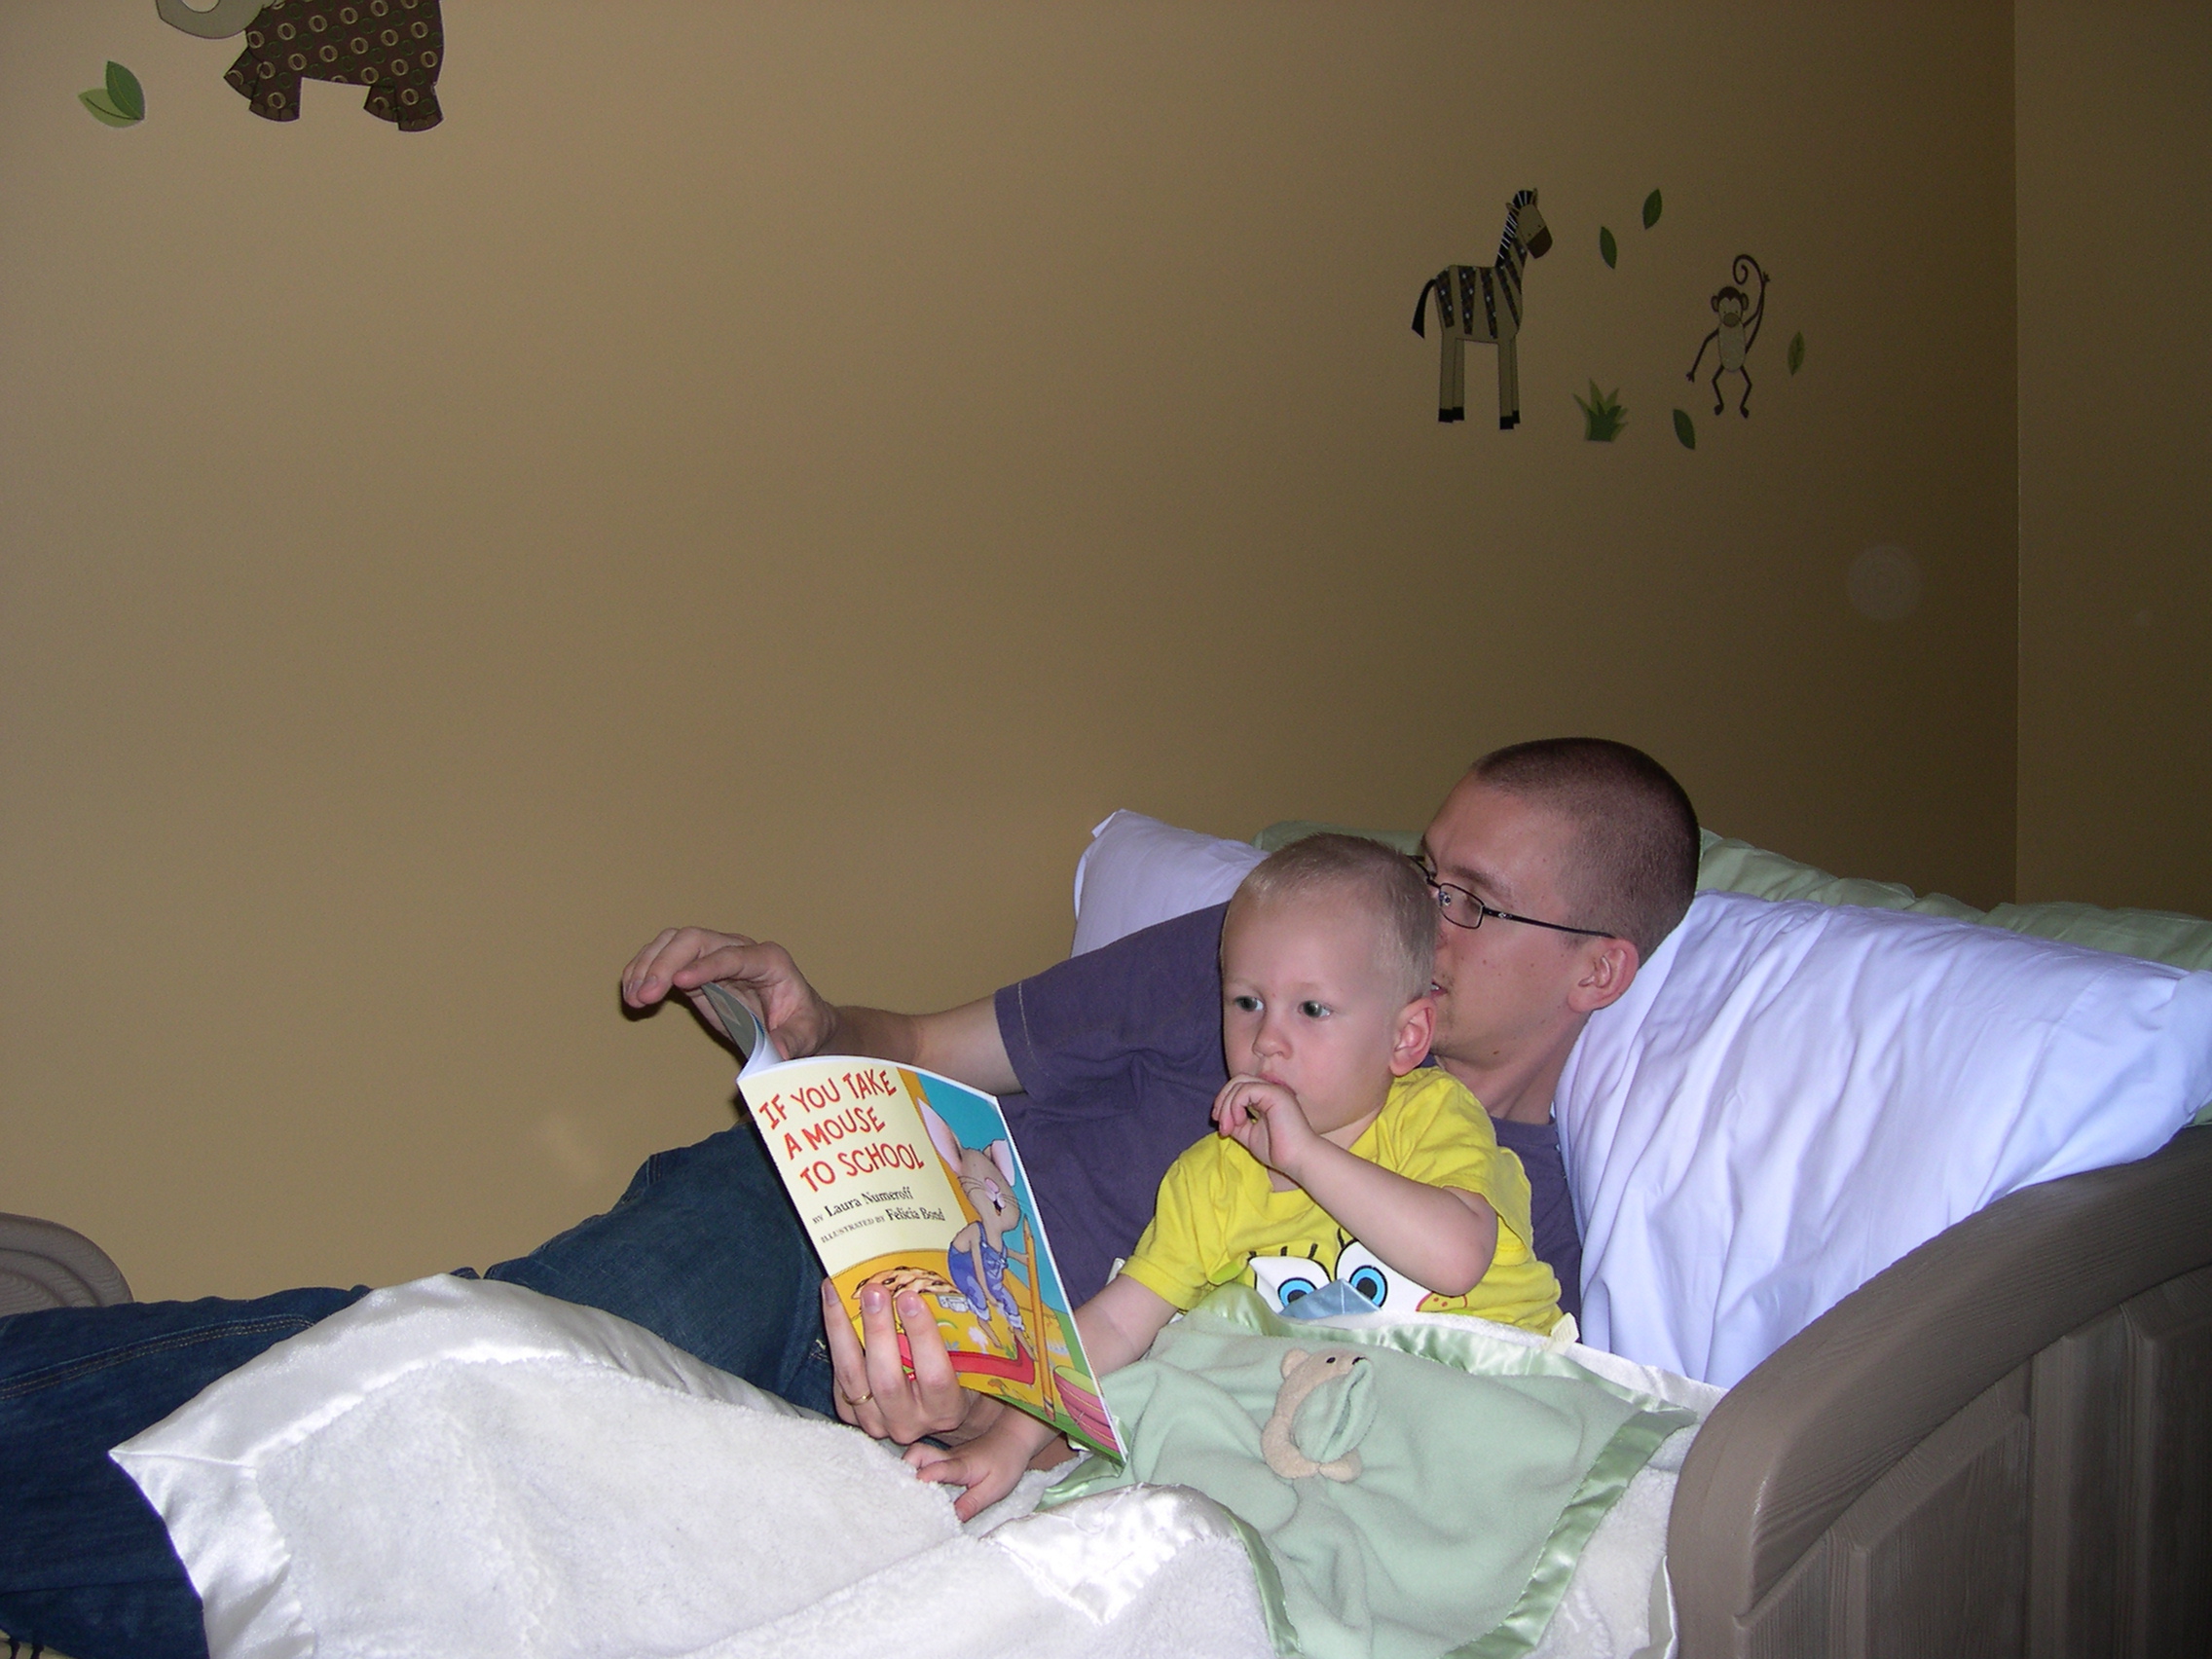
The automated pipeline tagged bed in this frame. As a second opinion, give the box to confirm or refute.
[17,820,2212,1659]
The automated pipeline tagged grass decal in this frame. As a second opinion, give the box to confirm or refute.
[1575,383,1628,442]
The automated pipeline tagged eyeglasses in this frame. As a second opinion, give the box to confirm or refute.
[1409,857,1612,939]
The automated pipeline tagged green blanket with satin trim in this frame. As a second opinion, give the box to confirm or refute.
[1042,1287,1697,1659]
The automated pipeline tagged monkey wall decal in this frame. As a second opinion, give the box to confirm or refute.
[1686,255,1770,418]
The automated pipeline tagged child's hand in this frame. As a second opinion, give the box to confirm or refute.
[906,1413,1053,1523]
[1213,1075,1324,1179]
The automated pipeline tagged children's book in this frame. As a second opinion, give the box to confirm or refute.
[700,983,1122,1458]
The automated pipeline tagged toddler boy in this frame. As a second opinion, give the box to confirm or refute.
[912,833,1562,1517]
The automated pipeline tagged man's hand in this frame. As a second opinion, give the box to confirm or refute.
[906,1407,1063,1523]
[622,929,840,1060]
[819,1277,1006,1448]
[622,931,1018,1091]
[1212,1075,1326,1181]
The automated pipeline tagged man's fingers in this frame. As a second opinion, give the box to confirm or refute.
[866,1289,950,1435]
[824,1278,980,1447]
[820,1280,894,1438]
[650,938,835,1059]
[895,1292,960,1401]
[822,1277,864,1412]
[666,939,757,990]
[621,929,820,1055]
[861,1283,948,1442]
[620,927,755,1009]
[671,951,772,1043]
[620,929,684,1006]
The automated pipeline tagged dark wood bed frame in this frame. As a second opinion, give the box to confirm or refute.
[1668,1123,2212,1657]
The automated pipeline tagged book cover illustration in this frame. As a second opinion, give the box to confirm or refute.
[701,984,1121,1457]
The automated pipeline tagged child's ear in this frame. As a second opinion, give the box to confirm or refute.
[1387,996,1435,1076]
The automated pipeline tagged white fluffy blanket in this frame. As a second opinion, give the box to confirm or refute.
[114,1277,1706,1659]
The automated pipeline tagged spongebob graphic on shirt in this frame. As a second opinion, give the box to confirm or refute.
[1248,1233,1439,1318]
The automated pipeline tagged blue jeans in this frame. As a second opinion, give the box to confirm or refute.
[0,1120,833,1659]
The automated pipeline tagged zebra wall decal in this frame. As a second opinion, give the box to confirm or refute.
[1411,190,1553,428]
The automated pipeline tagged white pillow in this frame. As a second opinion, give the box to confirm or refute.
[110,1275,958,1659]
[1069,810,1265,955]
[1557,891,2212,1387]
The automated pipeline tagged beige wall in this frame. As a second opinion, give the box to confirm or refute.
[2,2,2018,1300]
[2016,0,2211,915]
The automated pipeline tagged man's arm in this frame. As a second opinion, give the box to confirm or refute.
[622,927,1018,1094]
[829,998,1018,1096]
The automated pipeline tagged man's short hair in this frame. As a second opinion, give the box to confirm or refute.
[1230,832,1436,1005]
[1470,738,1699,960]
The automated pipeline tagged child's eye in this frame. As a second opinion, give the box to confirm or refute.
[1299,1000,1331,1018]
[1231,994,1262,1014]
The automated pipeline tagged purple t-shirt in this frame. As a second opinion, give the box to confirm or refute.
[992,901,1584,1319]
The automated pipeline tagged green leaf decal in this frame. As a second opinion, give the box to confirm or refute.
[1788,331,1806,375]
[1673,408,1696,450]
[1599,226,1617,268]
[105,61,145,122]
[1642,189,1663,229]
[80,88,138,127]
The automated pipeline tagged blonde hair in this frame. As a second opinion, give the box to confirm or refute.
[1228,833,1436,1004]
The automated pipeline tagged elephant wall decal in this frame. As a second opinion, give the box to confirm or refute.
[156,0,443,130]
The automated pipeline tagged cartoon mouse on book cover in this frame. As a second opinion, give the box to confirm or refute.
[920,1104,1027,1334]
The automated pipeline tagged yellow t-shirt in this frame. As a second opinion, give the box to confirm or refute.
[1119,1068,1563,1333]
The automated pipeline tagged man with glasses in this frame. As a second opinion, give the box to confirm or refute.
[626,736,1698,1447]
[1,738,1696,1659]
